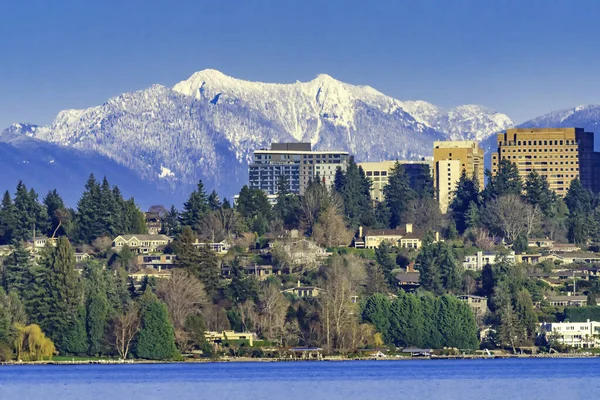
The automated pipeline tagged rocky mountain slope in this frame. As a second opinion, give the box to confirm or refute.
[2,69,514,199]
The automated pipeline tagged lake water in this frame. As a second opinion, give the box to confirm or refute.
[1,359,599,400]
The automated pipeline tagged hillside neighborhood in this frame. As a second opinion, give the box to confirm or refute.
[3,129,600,361]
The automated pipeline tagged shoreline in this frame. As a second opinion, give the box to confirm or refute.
[2,352,598,366]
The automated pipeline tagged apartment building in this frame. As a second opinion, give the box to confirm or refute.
[249,143,350,195]
[433,141,485,213]
[358,158,433,202]
[491,128,600,195]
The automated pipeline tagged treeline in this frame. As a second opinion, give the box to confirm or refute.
[362,292,479,350]
[450,159,600,246]
[0,175,147,246]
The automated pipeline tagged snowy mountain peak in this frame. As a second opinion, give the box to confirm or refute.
[3,69,518,199]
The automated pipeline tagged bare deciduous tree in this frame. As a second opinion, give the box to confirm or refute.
[111,307,140,359]
[156,269,208,330]
[318,255,366,350]
[301,184,343,232]
[257,282,289,343]
[485,194,537,243]
[312,205,353,247]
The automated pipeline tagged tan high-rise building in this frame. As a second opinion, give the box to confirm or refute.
[358,158,433,202]
[433,140,485,213]
[491,128,600,196]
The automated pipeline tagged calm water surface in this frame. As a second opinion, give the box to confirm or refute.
[1,359,599,400]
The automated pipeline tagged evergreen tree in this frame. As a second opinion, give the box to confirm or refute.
[76,175,103,243]
[61,306,88,355]
[375,241,398,286]
[123,199,147,234]
[420,292,443,349]
[179,180,209,231]
[236,186,272,236]
[373,201,392,229]
[335,161,374,228]
[30,237,81,351]
[0,191,16,244]
[99,177,118,237]
[43,189,71,238]
[208,190,221,211]
[383,162,416,229]
[174,227,220,296]
[361,293,392,342]
[83,262,110,355]
[464,201,480,230]
[274,175,301,228]
[416,242,460,295]
[524,171,556,217]
[565,179,593,244]
[12,181,48,241]
[135,296,178,360]
[449,171,480,233]
[162,205,181,236]
[482,160,523,201]
[412,164,434,199]
[2,241,35,299]
[416,243,442,295]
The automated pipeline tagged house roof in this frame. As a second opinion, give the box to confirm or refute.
[400,231,425,240]
[364,228,407,237]
[117,234,170,241]
[558,252,600,259]
[546,295,587,301]
[395,272,420,283]
[457,295,487,300]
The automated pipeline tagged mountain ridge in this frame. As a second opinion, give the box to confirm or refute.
[2,69,515,200]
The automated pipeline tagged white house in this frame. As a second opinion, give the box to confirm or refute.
[112,234,171,254]
[540,320,600,348]
[463,251,516,271]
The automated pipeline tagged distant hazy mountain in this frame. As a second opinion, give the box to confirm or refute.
[0,134,176,208]
[2,69,514,199]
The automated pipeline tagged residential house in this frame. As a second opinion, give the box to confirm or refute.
[463,251,516,271]
[546,294,587,307]
[74,252,91,263]
[28,235,57,249]
[194,240,231,254]
[395,272,421,292]
[358,224,439,250]
[540,320,600,348]
[112,234,171,254]
[515,253,542,264]
[457,295,488,320]
[549,243,581,253]
[221,264,276,280]
[528,238,555,248]
[543,252,600,265]
[205,330,257,346]
[283,281,322,298]
[128,268,172,286]
[135,254,177,271]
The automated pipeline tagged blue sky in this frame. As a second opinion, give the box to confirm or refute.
[1,0,599,129]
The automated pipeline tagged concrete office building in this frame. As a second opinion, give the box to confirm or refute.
[249,143,350,195]
[358,158,433,202]
[491,128,600,195]
[433,141,485,213]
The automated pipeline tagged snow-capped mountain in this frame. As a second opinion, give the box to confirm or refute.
[2,69,514,199]
[400,102,513,141]
[519,105,600,133]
